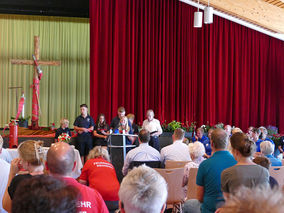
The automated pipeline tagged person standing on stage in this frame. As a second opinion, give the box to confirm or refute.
[73,104,95,164]
[110,106,127,130]
[142,109,163,151]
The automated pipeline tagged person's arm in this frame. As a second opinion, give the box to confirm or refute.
[122,155,131,176]
[3,158,21,212]
[74,126,87,133]
[278,145,283,153]
[93,130,107,139]
[196,185,204,202]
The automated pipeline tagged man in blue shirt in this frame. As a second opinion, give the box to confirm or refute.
[260,141,282,166]
[73,104,95,164]
[183,128,237,213]
[192,127,211,157]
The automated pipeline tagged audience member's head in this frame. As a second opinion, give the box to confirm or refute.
[173,128,185,141]
[207,128,215,139]
[230,132,255,158]
[12,175,78,213]
[259,126,268,140]
[87,146,110,162]
[196,127,204,139]
[118,106,126,118]
[224,125,232,135]
[211,128,228,150]
[60,118,69,129]
[18,140,44,166]
[188,142,205,160]
[138,129,150,144]
[47,142,75,176]
[119,165,167,213]
[251,128,261,142]
[260,141,274,156]
[231,127,242,135]
[253,156,271,170]
[218,187,284,213]
[146,109,154,121]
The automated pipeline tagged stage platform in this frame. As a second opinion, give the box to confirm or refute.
[2,127,57,148]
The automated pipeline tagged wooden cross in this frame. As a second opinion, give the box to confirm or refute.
[10,36,61,129]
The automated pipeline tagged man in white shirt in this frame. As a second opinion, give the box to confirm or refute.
[160,128,191,165]
[0,136,12,163]
[0,136,10,213]
[122,129,161,176]
[142,109,163,151]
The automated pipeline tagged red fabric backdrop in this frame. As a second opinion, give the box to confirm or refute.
[89,0,284,132]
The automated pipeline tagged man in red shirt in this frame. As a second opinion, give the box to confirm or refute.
[46,142,109,213]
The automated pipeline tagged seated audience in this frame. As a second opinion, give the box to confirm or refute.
[119,165,168,213]
[260,141,282,166]
[251,128,263,152]
[0,135,12,163]
[142,109,163,151]
[79,146,120,212]
[127,114,139,134]
[122,129,161,176]
[207,128,214,140]
[278,136,284,157]
[55,118,72,143]
[221,133,269,199]
[12,175,78,213]
[46,142,109,213]
[246,126,254,140]
[253,156,279,189]
[183,142,205,186]
[2,140,44,212]
[217,187,284,213]
[224,125,232,136]
[0,136,10,213]
[183,128,237,213]
[192,127,211,157]
[231,127,242,135]
[258,126,275,145]
[93,113,109,147]
[160,128,191,165]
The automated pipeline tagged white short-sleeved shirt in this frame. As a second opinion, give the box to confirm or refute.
[142,118,163,134]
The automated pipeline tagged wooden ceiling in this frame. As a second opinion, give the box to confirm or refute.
[192,0,284,34]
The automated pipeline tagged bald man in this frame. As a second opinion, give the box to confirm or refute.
[46,142,108,213]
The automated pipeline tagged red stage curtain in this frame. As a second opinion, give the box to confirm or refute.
[90,0,284,132]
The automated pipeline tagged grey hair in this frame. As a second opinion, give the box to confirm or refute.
[188,142,205,159]
[119,165,168,213]
[219,186,284,213]
[87,146,110,162]
[260,141,274,155]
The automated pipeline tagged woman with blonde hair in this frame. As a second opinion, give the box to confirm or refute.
[79,146,120,212]
[114,116,135,145]
[3,140,44,212]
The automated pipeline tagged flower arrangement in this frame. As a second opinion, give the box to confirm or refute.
[58,133,71,143]
[162,120,196,132]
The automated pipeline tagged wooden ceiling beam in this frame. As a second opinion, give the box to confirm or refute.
[195,0,284,34]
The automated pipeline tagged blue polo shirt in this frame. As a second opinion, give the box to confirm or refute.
[266,154,282,166]
[73,115,95,136]
[193,135,212,156]
[196,150,237,213]
[255,139,263,152]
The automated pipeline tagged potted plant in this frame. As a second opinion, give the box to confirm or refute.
[11,116,30,128]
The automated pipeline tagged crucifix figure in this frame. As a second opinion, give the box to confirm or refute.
[11,36,61,129]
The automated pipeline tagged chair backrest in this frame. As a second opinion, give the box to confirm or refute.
[155,168,185,204]
[165,160,189,169]
[129,161,161,170]
[186,167,199,200]
[269,166,284,187]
